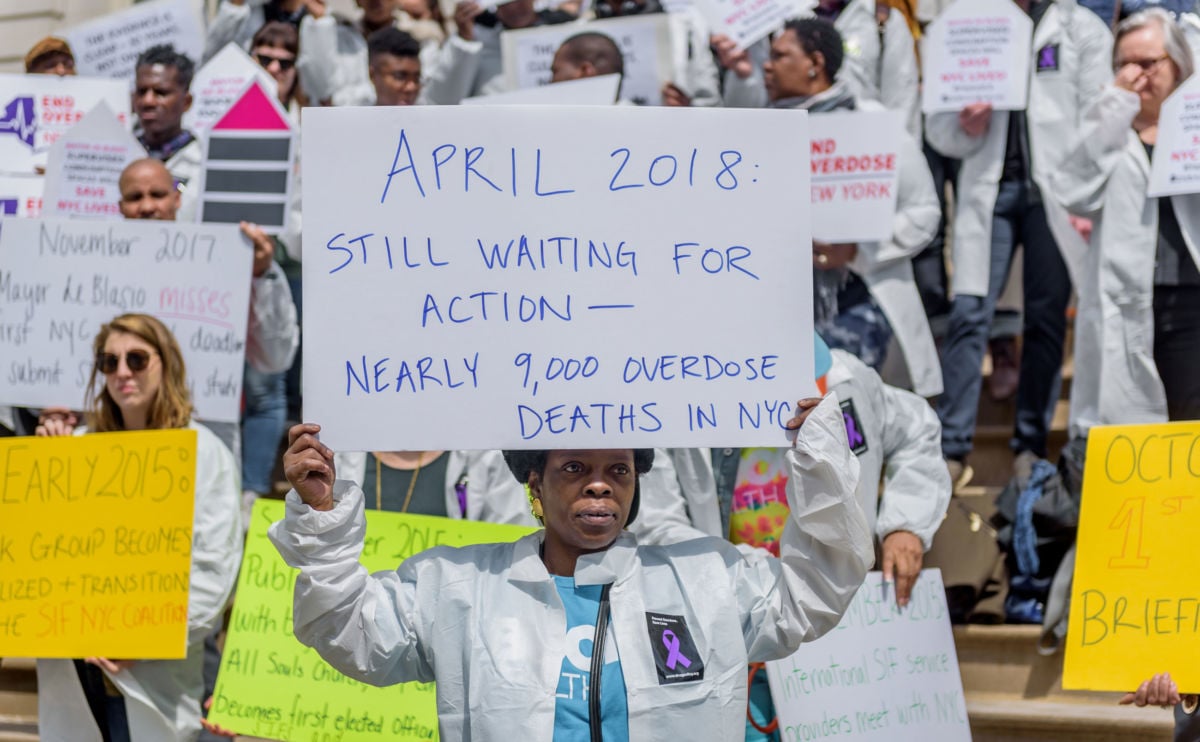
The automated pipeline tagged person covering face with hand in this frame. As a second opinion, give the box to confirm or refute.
[272,395,872,740]
[1048,9,1200,437]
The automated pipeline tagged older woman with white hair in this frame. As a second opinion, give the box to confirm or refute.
[1049,8,1200,442]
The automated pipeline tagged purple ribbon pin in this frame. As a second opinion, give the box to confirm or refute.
[843,412,865,448]
[662,630,692,670]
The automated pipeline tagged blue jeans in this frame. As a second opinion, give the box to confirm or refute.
[240,364,287,494]
[938,180,1070,460]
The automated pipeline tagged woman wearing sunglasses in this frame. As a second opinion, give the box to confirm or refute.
[35,313,243,742]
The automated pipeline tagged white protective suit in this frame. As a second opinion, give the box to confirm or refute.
[924,0,1113,298]
[775,91,941,395]
[37,422,243,742]
[846,99,942,396]
[334,449,536,525]
[271,396,872,740]
[724,0,922,140]
[638,350,949,549]
[202,0,271,62]
[1047,85,1200,436]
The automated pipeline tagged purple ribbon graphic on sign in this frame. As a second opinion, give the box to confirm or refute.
[662,630,692,670]
[843,412,865,448]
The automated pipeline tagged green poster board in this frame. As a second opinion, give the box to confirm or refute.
[208,498,534,740]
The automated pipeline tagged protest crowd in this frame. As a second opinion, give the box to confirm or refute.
[0,0,1198,739]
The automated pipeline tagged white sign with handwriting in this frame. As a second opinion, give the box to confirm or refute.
[0,218,250,423]
[302,105,813,451]
[767,570,972,741]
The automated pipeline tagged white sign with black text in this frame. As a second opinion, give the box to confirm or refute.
[0,218,251,423]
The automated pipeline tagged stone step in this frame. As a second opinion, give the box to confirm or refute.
[0,659,36,742]
[965,691,1174,741]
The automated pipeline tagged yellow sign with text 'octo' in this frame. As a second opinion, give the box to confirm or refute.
[0,430,196,658]
[1065,422,1200,692]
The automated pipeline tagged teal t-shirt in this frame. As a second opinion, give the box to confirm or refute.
[552,575,629,741]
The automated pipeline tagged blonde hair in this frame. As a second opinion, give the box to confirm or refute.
[85,313,193,432]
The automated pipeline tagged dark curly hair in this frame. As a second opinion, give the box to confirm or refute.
[783,18,844,81]
[502,449,655,526]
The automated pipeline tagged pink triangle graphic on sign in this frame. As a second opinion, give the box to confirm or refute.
[212,81,290,131]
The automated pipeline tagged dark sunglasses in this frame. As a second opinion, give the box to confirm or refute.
[256,53,296,71]
[97,350,154,374]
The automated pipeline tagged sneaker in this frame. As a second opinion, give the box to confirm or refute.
[946,458,974,493]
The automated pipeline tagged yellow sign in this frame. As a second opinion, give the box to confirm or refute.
[0,430,197,658]
[208,499,535,741]
[1064,422,1200,691]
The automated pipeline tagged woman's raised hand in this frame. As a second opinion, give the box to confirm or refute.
[283,423,336,511]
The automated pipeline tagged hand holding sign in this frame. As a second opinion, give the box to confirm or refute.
[282,423,336,512]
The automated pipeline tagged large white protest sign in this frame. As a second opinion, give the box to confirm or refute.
[1149,75,1200,197]
[767,571,972,741]
[184,43,276,137]
[0,74,130,175]
[501,16,673,106]
[303,106,813,451]
[921,0,1031,114]
[464,74,622,105]
[66,0,205,80]
[0,175,44,218]
[42,103,147,221]
[691,0,792,50]
[0,218,251,423]
[810,110,902,243]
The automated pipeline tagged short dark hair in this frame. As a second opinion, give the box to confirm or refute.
[502,449,655,526]
[556,31,624,76]
[135,43,196,90]
[782,18,844,81]
[367,27,422,63]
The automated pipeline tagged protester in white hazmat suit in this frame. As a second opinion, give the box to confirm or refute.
[273,393,872,740]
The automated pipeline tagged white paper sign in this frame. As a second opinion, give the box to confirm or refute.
[1149,75,1200,197]
[767,571,972,742]
[302,106,813,451]
[0,175,44,218]
[42,103,147,221]
[810,110,902,243]
[66,0,205,80]
[691,0,792,50]
[184,43,276,136]
[501,16,673,106]
[464,74,622,105]
[0,74,131,176]
[921,0,1032,114]
[0,218,251,423]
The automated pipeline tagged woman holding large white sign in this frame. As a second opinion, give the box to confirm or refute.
[1048,8,1200,431]
[34,313,243,741]
[273,396,872,740]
